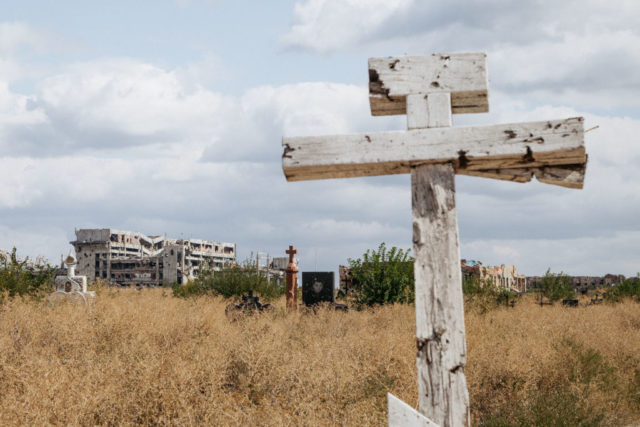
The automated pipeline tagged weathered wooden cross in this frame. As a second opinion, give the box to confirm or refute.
[285,245,299,311]
[281,52,587,426]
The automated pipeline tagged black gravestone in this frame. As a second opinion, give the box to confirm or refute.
[302,272,335,306]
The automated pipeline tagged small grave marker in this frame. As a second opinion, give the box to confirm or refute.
[49,252,95,304]
[281,52,587,426]
[302,271,335,306]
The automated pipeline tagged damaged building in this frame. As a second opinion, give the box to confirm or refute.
[337,259,526,294]
[461,259,527,293]
[1,248,47,269]
[71,229,236,287]
[0,249,8,264]
[527,274,626,292]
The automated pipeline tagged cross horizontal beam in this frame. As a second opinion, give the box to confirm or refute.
[282,117,586,187]
[460,163,587,189]
[369,53,489,116]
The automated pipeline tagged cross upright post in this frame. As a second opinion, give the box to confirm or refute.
[285,245,298,311]
[407,92,469,426]
[281,52,587,426]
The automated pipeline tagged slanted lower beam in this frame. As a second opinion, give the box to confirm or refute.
[388,393,439,427]
[460,163,587,189]
[282,117,585,185]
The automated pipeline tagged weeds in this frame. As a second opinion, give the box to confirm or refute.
[604,274,640,302]
[463,275,520,314]
[347,243,414,306]
[173,259,284,300]
[0,248,55,303]
[0,290,639,425]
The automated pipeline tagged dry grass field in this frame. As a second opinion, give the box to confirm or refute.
[1,288,639,426]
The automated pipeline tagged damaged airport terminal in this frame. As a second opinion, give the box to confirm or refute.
[71,228,236,287]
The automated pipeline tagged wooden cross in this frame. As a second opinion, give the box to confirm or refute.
[286,245,297,263]
[281,52,587,426]
[285,245,299,311]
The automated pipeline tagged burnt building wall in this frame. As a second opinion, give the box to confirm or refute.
[72,228,236,287]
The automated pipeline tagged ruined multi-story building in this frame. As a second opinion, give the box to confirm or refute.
[71,229,236,287]
[461,259,527,293]
[1,248,47,268]
[337,259,527,294]
[0,249,9,264]
[527,273,625,292]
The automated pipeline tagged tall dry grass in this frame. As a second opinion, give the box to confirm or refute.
[0,289,638,426]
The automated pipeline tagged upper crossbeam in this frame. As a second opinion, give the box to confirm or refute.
[282,117,585,187]
[369,53,489,116]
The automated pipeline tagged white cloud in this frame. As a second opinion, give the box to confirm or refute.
[0,22,68,83]
[281,0,640,109]
[0,224,69,263]
[0,22,51,54]
[0,81,47,130]
[37,59,230,142]
[203,81,402,162]
[0,14,638,277]
[461,231,640,277]
[281,0,414,53]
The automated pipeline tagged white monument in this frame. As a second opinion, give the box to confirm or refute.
[49,251,95,304]
[281,52,587,426]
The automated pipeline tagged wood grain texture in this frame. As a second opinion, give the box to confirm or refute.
[407,93,452,129]
[369,53,488,116]
[282,117,585,182]
[407,91,468,426]
[412,163,469,427]
[388,393,439,427]
[460,163,587,189]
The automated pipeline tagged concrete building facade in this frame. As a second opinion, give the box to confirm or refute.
[71,229,236,287]
[461,259,527,293]
[0,249,9,264]
[526,274,626,292]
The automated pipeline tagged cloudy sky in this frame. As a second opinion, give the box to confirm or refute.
[0,0,638,277]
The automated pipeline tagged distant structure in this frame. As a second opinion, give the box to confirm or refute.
[0,249,9,264]
[461,259,527,293]
[268,256,293,284]
[50,252,95,302]
[71,228,236,287]
[338,265,353,294]
[527,273,625,292]
[0,248,47,268]
[339,259,527,294]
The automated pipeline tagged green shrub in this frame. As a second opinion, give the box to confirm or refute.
[0,248,56,303]
[604,274,640,302]
[539,268,575,302]
[463,275,519,313]
[347,243,414,306]
[173,259,284,300]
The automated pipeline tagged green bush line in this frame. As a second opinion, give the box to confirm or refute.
[346,243,414,306]
[173,259,285,300]
[603,275,640,302]
[0,248,56,303]
[345,243,640,310]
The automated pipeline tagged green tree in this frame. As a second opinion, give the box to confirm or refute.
[462,275,519,313]
[0,248,56,302]
[348,243,414,306]
[173,258,285,300]
[540,268,575,302]
[604,274,640,302]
